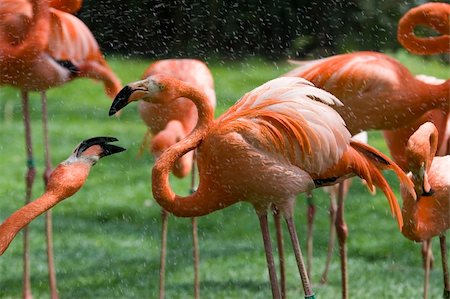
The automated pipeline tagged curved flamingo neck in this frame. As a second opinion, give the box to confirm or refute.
[0,191,59,255]
[151,80,235,217]
[397,3,450,55]
[400,186,421,241]
[0,0,50,60]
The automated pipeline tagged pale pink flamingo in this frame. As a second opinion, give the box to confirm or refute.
[138,59,216,299]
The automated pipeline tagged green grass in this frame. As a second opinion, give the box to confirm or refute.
[0,52,448,298]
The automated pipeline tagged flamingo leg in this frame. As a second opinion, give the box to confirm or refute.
[159,209,168,299]
[41,92,59,299]
[258,213,282,299]
[424,239,432,299]
[306,191,315,280]
[335,183,348,299]
[22,91,35,299]
[190,151,200,299]
[285,216,315,298]
[439,235,449,299]
[272,205,286,299]
[320,191,338,285]
[422,240,435,271]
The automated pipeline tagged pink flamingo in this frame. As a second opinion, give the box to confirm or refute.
[138,59,216,299]
[109,75,415,299]
[0,1,121,298]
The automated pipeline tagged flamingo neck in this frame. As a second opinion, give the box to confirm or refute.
[397,3,450,55]
[0,191,60,255]
[400,183,421,241]
[152,82,234,217]
[0,0,50,60]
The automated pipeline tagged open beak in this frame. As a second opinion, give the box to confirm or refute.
[109,86,135,116]
[75,136,126,157]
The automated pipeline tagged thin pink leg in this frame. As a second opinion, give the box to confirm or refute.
[272,206,286,298]
[285,216,314,298]
[306,191,315,281]
[22,91,35,299]
[320,192,337,285]
[258,213,281,299]
[423,239,432,299]
[190,151,200,299]
[335,183,348,299]
[159,209,168,299]
[41,92,59,299]
[440,235,449,299]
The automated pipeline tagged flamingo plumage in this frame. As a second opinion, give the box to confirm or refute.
[0,1,121,298]
[109,76,415,299]
[137,59,216,299]
[399,122,450,299]
[283,3,449,296]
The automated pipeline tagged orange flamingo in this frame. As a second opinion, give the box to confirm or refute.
[399,122,450,299]
[283,3,449,296]
[0,137,126,256]
[109,76,415,299]
[384,75,449,299]
[0,1,121,298]
[138,59,216,299]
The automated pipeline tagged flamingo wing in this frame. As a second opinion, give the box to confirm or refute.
[216,77,351,174]
[47,8,105,65]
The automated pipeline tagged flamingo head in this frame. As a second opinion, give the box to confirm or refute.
[47,137,126,198]
[109,75,185,116]
[405,122,438,197]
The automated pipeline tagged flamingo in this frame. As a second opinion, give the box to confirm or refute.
[109,76,415,299]
[282,3,449,296]
[0,137,126,256]
[399,122,450,299]
[0,1,122,298]
[138,59,216,299]
[384,75,449,299]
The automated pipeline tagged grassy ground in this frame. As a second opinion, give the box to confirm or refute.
[0,52,448,298]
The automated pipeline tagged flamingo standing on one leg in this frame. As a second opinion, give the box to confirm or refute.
[109,76,415,299]
[137,59,216,299]
[0,1,122,298]
[0,137,126,256]
[282,3,449,297]
[398,122,450,299]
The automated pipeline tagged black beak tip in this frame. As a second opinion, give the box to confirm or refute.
[75,136,124,157]
[101,144,127,157]
[108,108,117,116]
[108,85,134,116]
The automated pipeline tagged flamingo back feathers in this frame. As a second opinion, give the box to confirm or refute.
[217,77,351,174]
[285,53,404,93]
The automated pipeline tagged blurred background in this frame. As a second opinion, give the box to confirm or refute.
[78,0,447,60]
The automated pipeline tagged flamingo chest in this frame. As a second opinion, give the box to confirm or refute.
[197,131,316,210]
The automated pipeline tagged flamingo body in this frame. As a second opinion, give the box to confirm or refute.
[284,52,449,134]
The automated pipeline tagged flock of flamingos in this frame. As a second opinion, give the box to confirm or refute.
[0,0,449,298]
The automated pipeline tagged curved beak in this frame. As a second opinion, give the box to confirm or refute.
[75,136,126,157]
[109,86,135,116]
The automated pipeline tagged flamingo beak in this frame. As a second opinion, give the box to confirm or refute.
[109,86,134,116]
[75,136,126,158]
